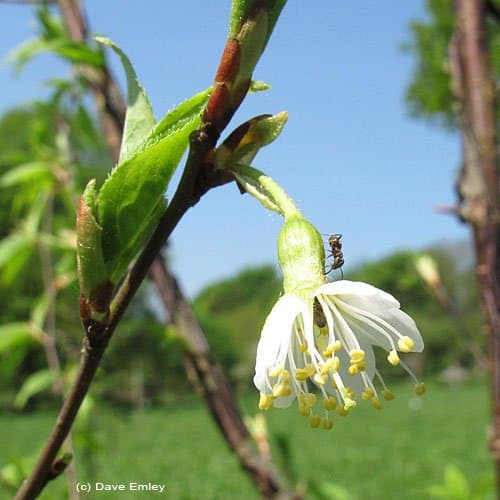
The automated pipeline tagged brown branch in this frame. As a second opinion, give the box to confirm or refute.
[450,0,500,493]
[57,0,125,162]
[16,2,291,499]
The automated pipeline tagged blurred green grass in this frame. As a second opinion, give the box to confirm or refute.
[0,378,492,499]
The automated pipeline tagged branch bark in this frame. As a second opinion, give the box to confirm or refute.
[450,0,500,492]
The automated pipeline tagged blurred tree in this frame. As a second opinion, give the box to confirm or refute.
[404,0,500,128]
[405,1,500,486]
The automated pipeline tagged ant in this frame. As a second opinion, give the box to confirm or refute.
[325,233,344,278]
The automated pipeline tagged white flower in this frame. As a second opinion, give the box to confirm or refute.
[254,280,425,429]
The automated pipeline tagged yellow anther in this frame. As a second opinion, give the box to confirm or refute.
[357,360,366,371]
[331,379,338,389]
[382,389,395,401]
[268,366,282,378]
[313,373,328,385]
[332,340,342,352]
[272,383,291,398]
[387,350,400,366]
[398,336,414,353]
[323,397,338,411]
[281,369,291,383]
[319,327,328,336]
[303,393,317,407]
[344,398,357,411]
[299,343,307,352]
[295,364,315,381]
[323,344,337,358]
[258,394,274,410]
[348,365,359,376]
[371,397,383,410]
[332,357,340,371]
[320,358,336,375]
[322,419,334,430]
[309,415,321,428]
[415,382,427,396]
[299,403,310,416]
[361,388,374,400]
[344,387,355,399]
[350,349,365,364]
[336,406,348,417]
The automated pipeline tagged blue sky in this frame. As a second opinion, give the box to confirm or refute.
[0,1,467,297]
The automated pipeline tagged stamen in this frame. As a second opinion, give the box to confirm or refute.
[415,382,426,396]
[350,349,365,363]
[259,394,275,410]
[399,358,422,386]
[387,350,400,366]
[309,415,321,428]
[295,364,315,381]
[382,389,395,400]
[323,297,361,352]
[398,336,414,352]
[272,383,291,398]
[323,397,338,410]
[335,298,411,350]
[362,388,374,400]
[322,418,334,430]
[313,373,328,385]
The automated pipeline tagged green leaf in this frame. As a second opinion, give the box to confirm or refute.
[7,38,103,74]
[0,323,36,355]
[54,41,104,67]
[151,87,210,140]
[0,234,31,269]
[22,191,49,238]
[444,464,469,496]
[14,369,56,408]
[0,161,53,188]
[249,80,271,92]
[31,294,50,330]
[95,36,155,163]
[97,88,210,283]
[316,482,354,500]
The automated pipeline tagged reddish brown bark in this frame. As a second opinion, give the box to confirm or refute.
[450,0,500,491]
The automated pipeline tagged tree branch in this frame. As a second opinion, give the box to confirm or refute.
[450,0,500,493]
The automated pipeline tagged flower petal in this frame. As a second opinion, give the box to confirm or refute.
[253,293,306,394]
[318,280,423,352]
